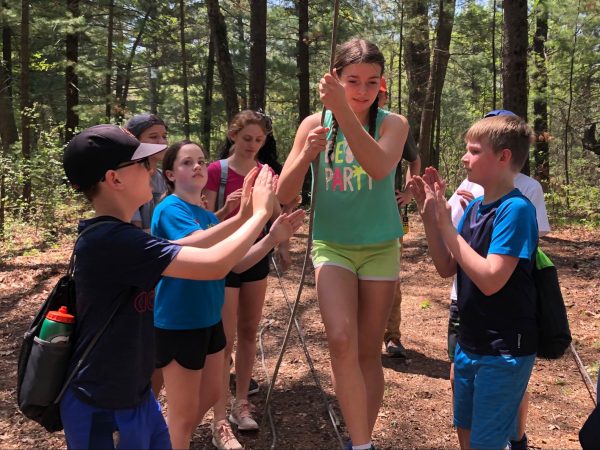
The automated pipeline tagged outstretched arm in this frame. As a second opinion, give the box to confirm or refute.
[163,165,275,280]
[174,169,257,248]
[232,209,305,273]
[418,167,521,295]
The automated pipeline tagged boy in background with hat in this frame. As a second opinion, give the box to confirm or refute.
[61,125,278,449]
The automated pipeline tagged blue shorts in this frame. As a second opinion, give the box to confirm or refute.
[60,388,171,449]
[453,344,535,450]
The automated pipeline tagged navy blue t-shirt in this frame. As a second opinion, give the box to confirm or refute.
[456,189,538,356]
[68,216,181,409]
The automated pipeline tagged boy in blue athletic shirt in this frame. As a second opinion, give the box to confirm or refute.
[61,125,276,449]
[410,115,538,450]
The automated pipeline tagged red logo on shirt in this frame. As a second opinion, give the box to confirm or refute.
[133,289,155,313]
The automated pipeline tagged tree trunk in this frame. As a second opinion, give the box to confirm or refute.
[532,0,549,187]
[119,6,153,122]
[65,0,79,143]
[402,0,430,143]
[178,0,190,138]
[0,20,18,146]
[563,0,581,189]
[397,0,404,115]
[206,0,239,122]
[20,0,32,211]
[419,0,455,169]
[202,36,215,156]
[296,0,309,122]
[296,0,311,204]
[148,5,159,114]
[105,0,114,121]
[0,10,18,239]
[249,0,266,110]
[502,0,528,173]
[234,0,247,110]
[148,49,159,114]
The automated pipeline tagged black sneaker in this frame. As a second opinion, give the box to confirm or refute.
[229,373,260,396]
[510,433,528,450]
[385,338,407,358]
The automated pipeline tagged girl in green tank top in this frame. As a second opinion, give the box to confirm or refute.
[277,39,410,450]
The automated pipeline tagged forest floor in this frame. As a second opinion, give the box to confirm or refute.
[0,212,598,449]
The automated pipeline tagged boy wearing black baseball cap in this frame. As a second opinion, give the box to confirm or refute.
[61,125,276,449]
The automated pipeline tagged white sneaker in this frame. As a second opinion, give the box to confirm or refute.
[229,399,258,431]
[212,419,242,450]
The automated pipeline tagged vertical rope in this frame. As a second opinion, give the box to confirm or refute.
[262,2,342,448]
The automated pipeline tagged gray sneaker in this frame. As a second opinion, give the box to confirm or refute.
[385,338,407,358]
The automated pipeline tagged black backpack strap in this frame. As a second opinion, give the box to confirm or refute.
[54,218,123,403]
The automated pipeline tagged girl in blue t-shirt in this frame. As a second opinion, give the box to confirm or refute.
[151,140,304,449]
[277,39,409,450]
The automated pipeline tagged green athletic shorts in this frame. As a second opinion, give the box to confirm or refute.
[312,239,400,281]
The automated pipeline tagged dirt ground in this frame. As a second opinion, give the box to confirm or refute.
[0,213,598,449]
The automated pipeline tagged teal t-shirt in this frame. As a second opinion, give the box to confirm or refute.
[312,108,403,244]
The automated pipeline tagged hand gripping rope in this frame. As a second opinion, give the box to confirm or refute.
[261,1,343,448]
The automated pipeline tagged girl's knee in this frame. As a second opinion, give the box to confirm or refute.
[168,413,198,435]
[328,330,355,359]
[237,323,258,342]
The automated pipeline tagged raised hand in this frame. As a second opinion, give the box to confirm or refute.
[239,167,258,219]
[433,182,453,228]
[223,188,243,215]
[408,176,434,218]
[252,164,275,217]
[456,189,475,210]
[395,189,413,207]
[319,68,347,113]
[268,209,305,245]
[302,126,329,161]
[200,193,209,209]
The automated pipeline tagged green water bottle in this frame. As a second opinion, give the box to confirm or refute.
[39,306,75,344]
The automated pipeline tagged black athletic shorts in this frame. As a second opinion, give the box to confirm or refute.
[447,297,460,362]
[155,321,226,370]
[225,254,270,288]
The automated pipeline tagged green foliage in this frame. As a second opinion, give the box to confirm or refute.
[1,110,80,243]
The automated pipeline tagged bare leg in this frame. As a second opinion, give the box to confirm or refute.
[151,368,164,398]
[162,361,203,450]
[196,350,224,423]
[357,279,396,434]
[515,391,530,440]
[235,278,268,401]
[213,287,239,423]
[457,427,471,449]
[316,265,370,446]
